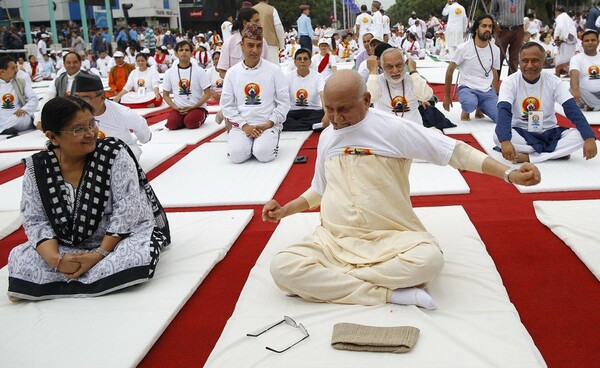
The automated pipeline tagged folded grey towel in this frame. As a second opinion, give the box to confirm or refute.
[331,322,420,353]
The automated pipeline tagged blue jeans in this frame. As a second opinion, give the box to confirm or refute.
[458,86,498,122]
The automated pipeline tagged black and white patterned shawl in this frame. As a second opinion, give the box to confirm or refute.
[29,138,171,247]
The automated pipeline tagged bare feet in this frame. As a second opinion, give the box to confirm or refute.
[215,110,224,125]
[8,295,23,303]
[554,154,571,160]
[514,152,530,163]
[475,108,484,119]
[583,104,593,112]
[460,111,471,121]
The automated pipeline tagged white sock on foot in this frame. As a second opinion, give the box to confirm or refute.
[390,287,437,310]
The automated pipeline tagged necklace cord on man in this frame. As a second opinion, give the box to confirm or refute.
[474,38,493,77]
[385,78,405,117]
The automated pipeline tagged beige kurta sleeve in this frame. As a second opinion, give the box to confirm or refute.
[448,140,487,173]
[300,187,322,209]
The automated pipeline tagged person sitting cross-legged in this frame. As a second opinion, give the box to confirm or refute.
[283,48,329,131]
[494,42,597,163]
[263,70,541,308]
[569,30,600,111]
[162,40,212,130]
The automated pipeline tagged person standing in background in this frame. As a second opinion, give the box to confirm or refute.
[253,0,285,64]
[490,0,525,75]
[442,0,468,56]
[297,5,314,54]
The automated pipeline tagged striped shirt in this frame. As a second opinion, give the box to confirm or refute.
[491,0,525,27]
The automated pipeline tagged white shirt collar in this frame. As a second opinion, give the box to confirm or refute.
[242,58,262,70]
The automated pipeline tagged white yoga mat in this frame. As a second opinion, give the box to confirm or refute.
[415,58,450,68]
[333,61,355,70]
[437,101,497,135]
[138,143,186,173]
[0,135,10,141]
[211,130,312,143]
[418,66,455,85]
[31,80,53,89]
[207,104,221,114]
[409,162,470,195]
[0,177,22,212]
[0,211,23,240]
[0,209,254,368]
[130,101,169,117]
[534,200,600,281]
[0,130,47,152]
[554,102,600,125]
[0,151,37,171]
[206,206,546,368]
[146,115,223,145]
[473,132,600,193]
[151,139,306,207]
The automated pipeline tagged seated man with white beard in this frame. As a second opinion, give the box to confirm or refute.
[367,47,433,125]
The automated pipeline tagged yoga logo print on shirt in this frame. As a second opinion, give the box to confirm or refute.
[295,89,309,106]
[390,95,410,113]
[587,65,600,79]
[362,17,369,24]
[178,78,191,95]
[521,96,541,119]
[244,82,261,105]
[454,8,462,14]
[215,79,224,88]
[343,147,373,155]
[1,93,15,109]
[137,78,146,87]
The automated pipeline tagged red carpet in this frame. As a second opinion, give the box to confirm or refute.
[1,104,599,367]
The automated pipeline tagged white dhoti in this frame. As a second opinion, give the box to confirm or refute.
[578,88,600,111]
[445,28,464,48]
[120,91,162,108]
[494,128,585,163]
[556,43,576,65]
[0,114,33,134]
[270,155,444,305]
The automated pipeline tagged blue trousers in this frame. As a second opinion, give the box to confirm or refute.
[458,86,498,123]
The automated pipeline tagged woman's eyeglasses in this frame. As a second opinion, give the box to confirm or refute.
[246,316,309,353]
[60,119,99,137]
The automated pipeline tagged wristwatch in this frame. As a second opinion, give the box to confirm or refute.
[503,167,519,183]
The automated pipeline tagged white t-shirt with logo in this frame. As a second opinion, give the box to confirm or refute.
[498,71,572,131]
[162,63,211,108]
[205,66,224,94]
[569,52,600,93]
[452,40,500,92]
[355,13,373,37]
[286,69,325,111]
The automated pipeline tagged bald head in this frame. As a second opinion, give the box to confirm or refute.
[325,70,366,100]
[324,70,370,130]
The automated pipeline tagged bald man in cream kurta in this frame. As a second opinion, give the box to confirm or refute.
[268,109,484,306]
[263,70,541,308]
